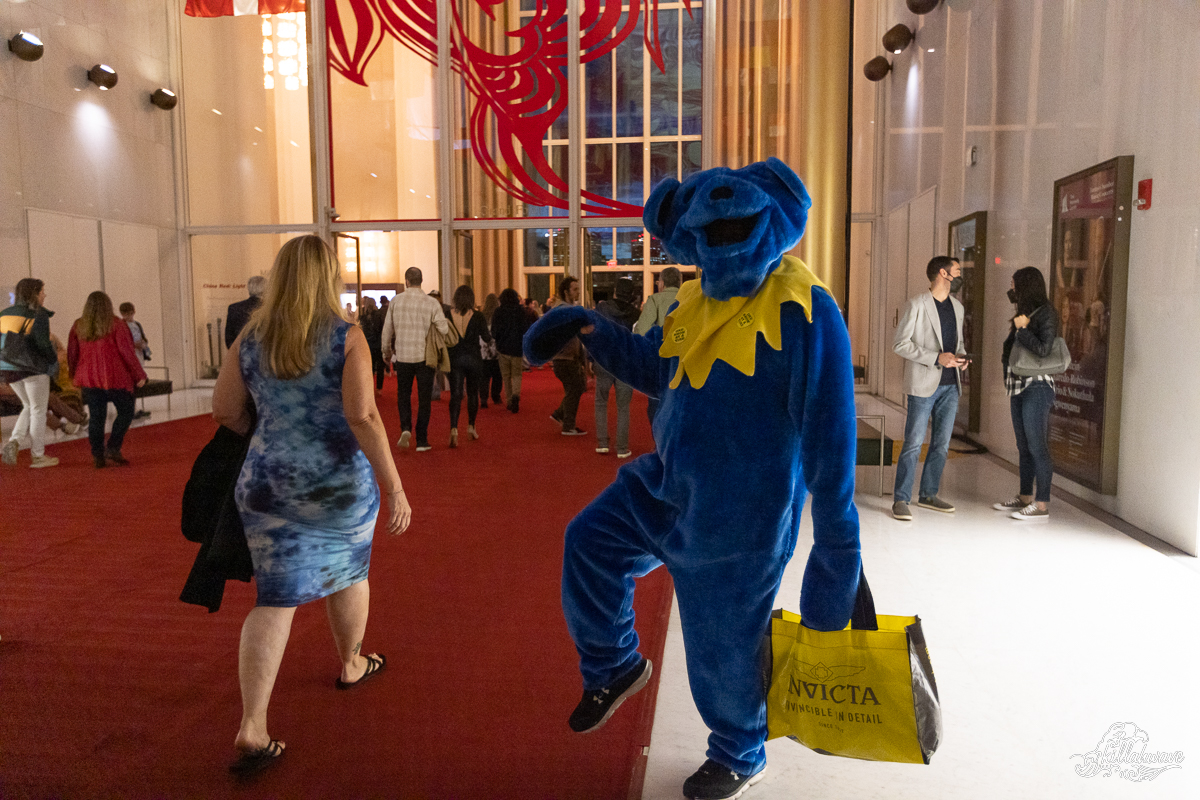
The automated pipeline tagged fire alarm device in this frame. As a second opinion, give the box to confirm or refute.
[1137,179,1152,210]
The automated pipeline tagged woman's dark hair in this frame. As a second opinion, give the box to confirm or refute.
[499,288,521,306]
[14,278,43,308]
[557,275,578,300]
[1012,266,1050,316]
[452,284,475,314]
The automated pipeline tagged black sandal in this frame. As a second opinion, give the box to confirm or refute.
[229,739,285,777]
[335,652,386,690]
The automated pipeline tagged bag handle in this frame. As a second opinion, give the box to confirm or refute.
[850,567,879,631]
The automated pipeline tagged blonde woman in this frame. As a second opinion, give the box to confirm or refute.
[67,291,147,468]
[212,235,412,777]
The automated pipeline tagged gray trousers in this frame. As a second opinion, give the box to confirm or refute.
[593,364,632,452]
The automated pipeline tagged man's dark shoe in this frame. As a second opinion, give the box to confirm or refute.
[682,760,766,800]
[550,410,563,423]
[568,657,652,733]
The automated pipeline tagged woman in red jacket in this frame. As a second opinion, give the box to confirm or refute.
[68,291,147,468]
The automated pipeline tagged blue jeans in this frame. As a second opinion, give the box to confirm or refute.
[893,383,959,503]
[1010,381,1055,502]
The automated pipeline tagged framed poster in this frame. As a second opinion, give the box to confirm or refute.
[1048,156,1134,495]
[948,211,987,434]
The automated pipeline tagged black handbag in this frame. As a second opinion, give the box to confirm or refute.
[0,317,54,373]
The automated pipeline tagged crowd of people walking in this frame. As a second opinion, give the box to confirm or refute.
[2,279,149,469]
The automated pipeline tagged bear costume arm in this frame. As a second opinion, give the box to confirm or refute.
[792,289,862,631]
[524,305,667,398]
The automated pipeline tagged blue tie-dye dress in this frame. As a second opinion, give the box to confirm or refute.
[236,321,380,607]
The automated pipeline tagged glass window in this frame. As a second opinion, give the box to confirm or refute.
[334,230,441,294]
[329,0,440,222]
[649,9,679,136]
[181,12,313,226]
[582,3,701,216]
[453,1,568,219]
[189,233,304,377]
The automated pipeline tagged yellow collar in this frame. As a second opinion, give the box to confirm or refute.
[658,255,828,390]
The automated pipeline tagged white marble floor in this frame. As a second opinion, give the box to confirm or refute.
[642,405,1200,799]
[0,386,214,450]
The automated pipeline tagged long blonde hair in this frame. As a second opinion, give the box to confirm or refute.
[244,235,346,380]
[76,291,115,342]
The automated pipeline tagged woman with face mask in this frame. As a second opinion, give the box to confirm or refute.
[994,266,1060,521]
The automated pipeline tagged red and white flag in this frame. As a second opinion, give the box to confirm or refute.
[185,0,305,17]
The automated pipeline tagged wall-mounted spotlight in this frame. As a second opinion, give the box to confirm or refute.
[882,24,914,55]
[906,0,941,13]
[87,64,118,90]
[150,88,177,110]
[7,31,44,62]
[863,56,893,82]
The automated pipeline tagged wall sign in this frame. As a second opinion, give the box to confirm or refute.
[1048,156,1134,495]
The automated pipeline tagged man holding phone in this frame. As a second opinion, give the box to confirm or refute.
[891,256,968,520]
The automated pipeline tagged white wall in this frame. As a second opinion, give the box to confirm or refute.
[876,0,1200,553]
[0,0,183,380]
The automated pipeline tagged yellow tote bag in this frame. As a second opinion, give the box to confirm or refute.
[766,574,941,764]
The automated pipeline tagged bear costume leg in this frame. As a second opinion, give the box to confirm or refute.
[672,556,786,776]
[563,466,786,777]
[562,473,667,689]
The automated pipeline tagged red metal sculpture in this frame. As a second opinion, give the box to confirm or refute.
[327,0,692,217]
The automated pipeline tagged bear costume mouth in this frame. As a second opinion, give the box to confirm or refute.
[704,215,759,248]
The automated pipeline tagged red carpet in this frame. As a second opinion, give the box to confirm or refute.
[0,369,673,800]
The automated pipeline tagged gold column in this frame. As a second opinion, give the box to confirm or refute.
[714,0,849,305]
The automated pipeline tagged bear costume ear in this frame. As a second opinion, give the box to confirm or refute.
[643,178,682,241]
[763,157,812,213]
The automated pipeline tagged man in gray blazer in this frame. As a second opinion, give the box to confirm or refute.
[891,256,969,520]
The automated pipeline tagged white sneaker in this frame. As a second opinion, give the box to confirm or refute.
[1011,503,1049,521]
[2,440,17,466]
[30,455,59,469]
[616,450,632,459]
[595,446,610,454]
[397,431,411,449]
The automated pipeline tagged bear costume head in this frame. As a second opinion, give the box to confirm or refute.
[643,157,812,301]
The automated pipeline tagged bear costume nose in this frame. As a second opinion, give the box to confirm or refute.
[709,186,734,200]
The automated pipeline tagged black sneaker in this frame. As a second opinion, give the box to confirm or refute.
[682,760,766,800]
[550,411,564,423]
[568,657,652,733]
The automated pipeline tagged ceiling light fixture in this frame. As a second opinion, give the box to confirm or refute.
[149,88,177,110]
[87,64,118,90]
[906,0,941,13]
[882,24,914,55]
[8,31,44,62]
[863,56,892,82]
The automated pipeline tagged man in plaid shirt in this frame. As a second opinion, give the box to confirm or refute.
[381,267,449,452]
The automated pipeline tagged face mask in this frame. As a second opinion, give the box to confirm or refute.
[948,276,964,294]
[1007,288,1018,304]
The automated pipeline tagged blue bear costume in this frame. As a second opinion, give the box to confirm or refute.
[524,158,861,780]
